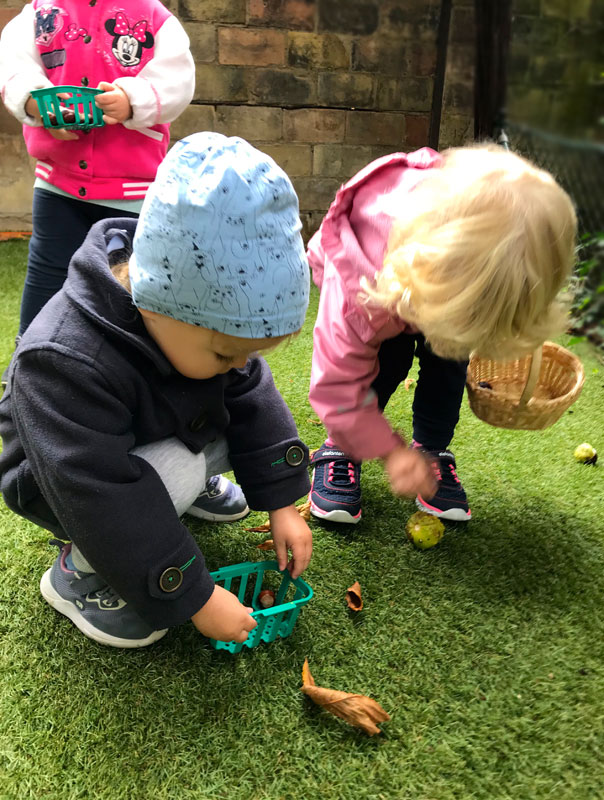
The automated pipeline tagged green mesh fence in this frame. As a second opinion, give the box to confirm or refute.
[504,123,604,236]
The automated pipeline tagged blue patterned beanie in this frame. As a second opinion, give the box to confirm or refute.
[130,132,310,339]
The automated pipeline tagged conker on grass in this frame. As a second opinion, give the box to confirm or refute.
[573,443,597,465]
[405,511,445,550]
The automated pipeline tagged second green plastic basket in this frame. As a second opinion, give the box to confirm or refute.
[30,85,105,130]
[209,560,313,654]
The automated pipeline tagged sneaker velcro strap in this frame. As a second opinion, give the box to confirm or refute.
[71,573,108,594]
[311,448,350,464]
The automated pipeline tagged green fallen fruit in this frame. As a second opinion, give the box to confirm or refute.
[573,443,598,465]
[405,511,445,550]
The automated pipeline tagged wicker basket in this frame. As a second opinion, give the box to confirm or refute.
[466,341,585,430]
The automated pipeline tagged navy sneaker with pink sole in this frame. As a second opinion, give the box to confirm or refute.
[414,444,471,521]
[309,442,362,524]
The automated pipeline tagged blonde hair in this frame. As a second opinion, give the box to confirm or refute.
[362,144,577,360]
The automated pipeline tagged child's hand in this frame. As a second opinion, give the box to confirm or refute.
[191,584,257,643]
[25,95,43,123]
[269,504,313,579]
[95,81,132,125]
[25,94,78,140]
[384,445,436,500]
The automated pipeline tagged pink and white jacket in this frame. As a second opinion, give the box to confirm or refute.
[308,148,442,463]
[0,0,194,200]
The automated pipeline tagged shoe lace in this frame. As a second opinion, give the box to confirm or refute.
[68,569,119,603]
[431,463,442,483]
[204,475,222,497]
[95,585,120,605]
[432,458,460,487]
[422,447,461,488]
[327,459,357,487]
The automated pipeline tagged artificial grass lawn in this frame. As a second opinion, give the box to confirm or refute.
[1,239,603,800]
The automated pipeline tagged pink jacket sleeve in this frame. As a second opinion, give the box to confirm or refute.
[308,149,439,462]
[309,268,405,462]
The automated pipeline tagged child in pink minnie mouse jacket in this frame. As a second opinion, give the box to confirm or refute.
[0,0,195,336]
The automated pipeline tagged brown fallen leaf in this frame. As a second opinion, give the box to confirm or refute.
[246,499,311,533]
[245,522,272,533]
[345,581,363,611]
[256,538,274,550]
[301,659,390,736]
[297,499,311,521]
[307,418,323,426]
[404,377,415,391]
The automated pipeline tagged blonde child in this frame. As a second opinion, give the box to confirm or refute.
[308,145,576,524]
[0,133,312,648]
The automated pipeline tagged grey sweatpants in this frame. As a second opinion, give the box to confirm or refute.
[71,436,232,572]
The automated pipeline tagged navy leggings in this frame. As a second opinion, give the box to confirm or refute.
[19,188,139,336]
[371,332,468,451]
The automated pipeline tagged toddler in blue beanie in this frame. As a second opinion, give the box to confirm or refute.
[0,132,312,649]
[130,131,309,341]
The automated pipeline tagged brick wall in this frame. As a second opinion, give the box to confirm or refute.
[1,0,601,233]
[0,5,35,230]
[167,0,438,239]
[0,0,439,234]
[438,0,475,148]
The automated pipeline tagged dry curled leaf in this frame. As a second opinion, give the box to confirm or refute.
[246,499,311,533]
[345,581,363,611]
[301,659,390,736]
[256,538,274,550]
[245,522,272,533]
[404,377,415,391]
[297,499,311,521]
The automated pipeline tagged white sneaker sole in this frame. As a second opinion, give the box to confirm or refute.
[40,569,168,649]
[415,498,472,522]
[310,502,362,525]
[185,504,250,522]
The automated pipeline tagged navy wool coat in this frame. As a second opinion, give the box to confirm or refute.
[0,219,310,629]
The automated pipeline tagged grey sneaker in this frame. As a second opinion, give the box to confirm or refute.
[40,541,167,648]
[186,475,249,522]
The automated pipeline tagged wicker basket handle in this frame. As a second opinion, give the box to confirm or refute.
[518,346,543,409]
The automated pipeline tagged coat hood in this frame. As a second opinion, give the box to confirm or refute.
[309,148,442,295]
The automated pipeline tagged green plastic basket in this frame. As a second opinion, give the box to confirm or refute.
[208,560,313,654]
[30,85,105,130]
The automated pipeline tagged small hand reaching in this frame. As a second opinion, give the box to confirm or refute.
[270,504,313,579]
[95,81,132,125]
[384,444,436,500]
[191,584,257,643]
[25,94,78,140]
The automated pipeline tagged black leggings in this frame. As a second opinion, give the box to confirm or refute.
[19,188,139,336]
[371,332,468,450]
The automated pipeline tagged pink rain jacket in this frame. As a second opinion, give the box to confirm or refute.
[308,148,442,462]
